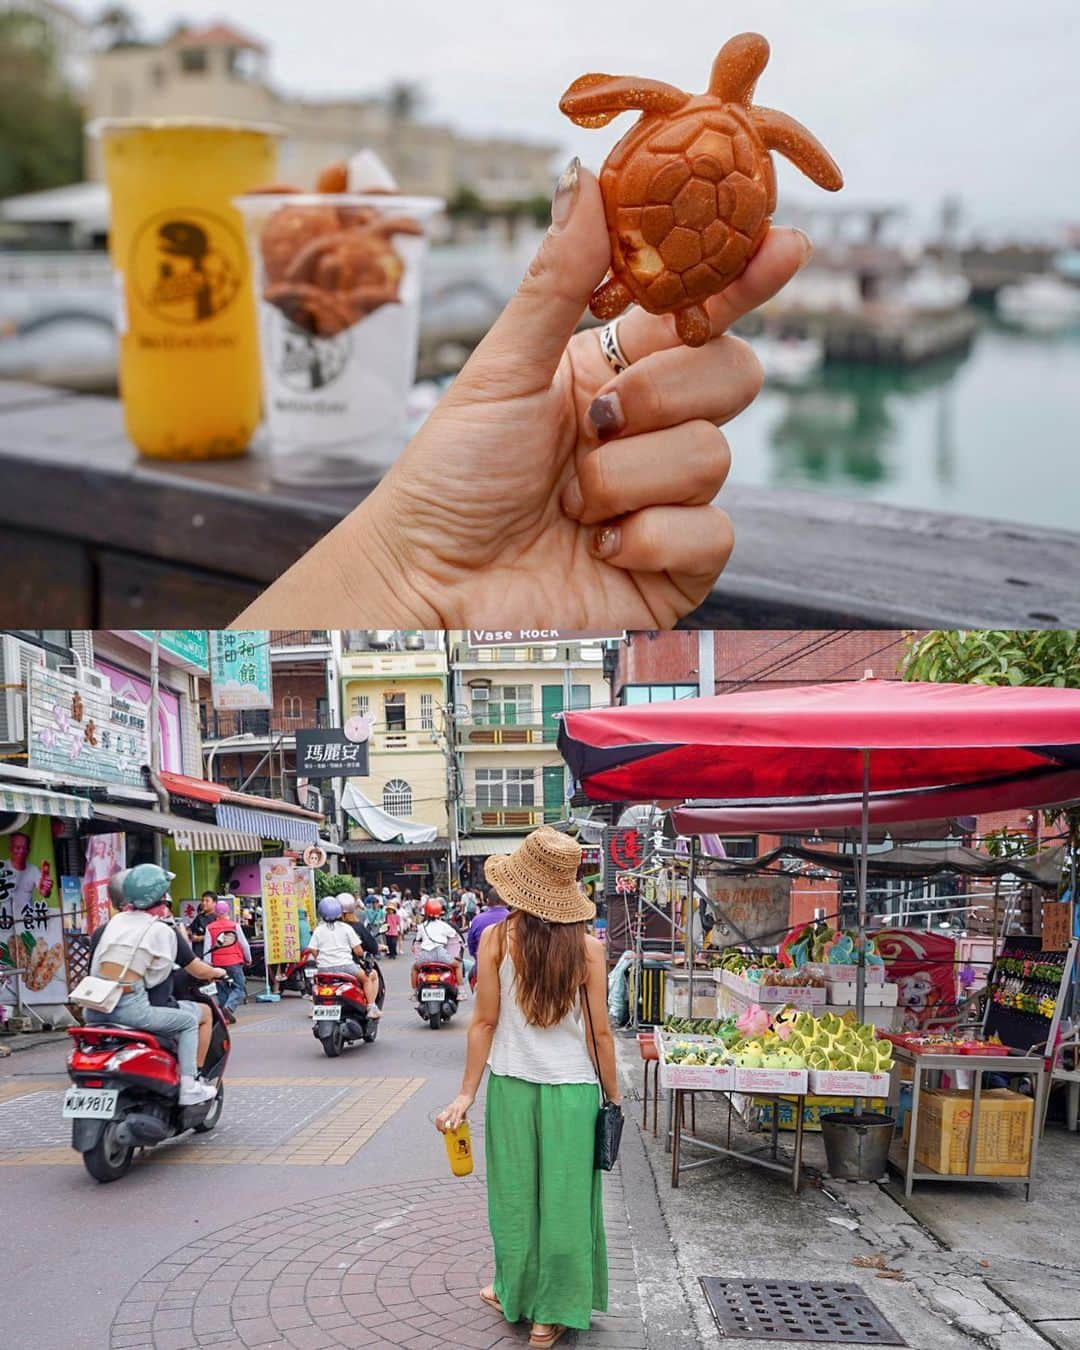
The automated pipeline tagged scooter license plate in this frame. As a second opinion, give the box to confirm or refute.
[313,1005,341,1020]
[420,988,445,1002]
[63,1087,119,1119]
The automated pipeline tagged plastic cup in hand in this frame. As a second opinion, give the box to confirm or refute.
[443,1120,474,1176]
[93,118,281,459]
[236,191,443,485]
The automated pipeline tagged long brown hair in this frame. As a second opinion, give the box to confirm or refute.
[498,910,587,1028]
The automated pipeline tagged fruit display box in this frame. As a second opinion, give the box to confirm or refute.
[826,980,899,1007]
[733,1066,809,1094]
[655,1032,735,1091]
[805,962,885,985]
[748,1093,889,1134]
[808,1069,892,1096]
[718,970,826,1006]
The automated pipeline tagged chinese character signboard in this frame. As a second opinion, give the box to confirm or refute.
[0,815,66,1006]
[82,833,126,934]
[210,631,272,711]
[708,875,792,947]
[601,826,645,900]
[28,665,149,787]
[295,728,369,779]
[131,630,210,673]
[259,858,302,966]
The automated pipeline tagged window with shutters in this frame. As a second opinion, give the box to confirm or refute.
[383,778,413,816]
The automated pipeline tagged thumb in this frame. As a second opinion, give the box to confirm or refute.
[456,159,612,397]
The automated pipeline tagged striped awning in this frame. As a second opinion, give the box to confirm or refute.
[458,835,529,857]
[93,801,261,853]
[215,803,319,847]
[0,783,92,821]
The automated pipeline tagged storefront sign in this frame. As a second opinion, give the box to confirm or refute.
[209,631,272,711]
[131,630,210,673]
[28,665,149,787]
[709,875,792,947]
[293,865,316,928]
[601,826,645,899]
[0,815,65,1005]
[295,728,369,779]
[468,629,621,647]
[96,662,183,774]
[259,858,302,965]
[81,833,126,934]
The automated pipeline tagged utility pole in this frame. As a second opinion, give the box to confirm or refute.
[327,630,345,873]
[697,629,715,699]
[148,632,167,866]
[442,637,461,892]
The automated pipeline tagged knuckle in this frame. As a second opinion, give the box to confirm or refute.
[580,446,615,511]
[690,424,732,493]
[727,336,764,400]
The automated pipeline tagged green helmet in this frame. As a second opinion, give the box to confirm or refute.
[116,864,175,910]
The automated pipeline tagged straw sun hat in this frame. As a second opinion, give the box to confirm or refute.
[484,826,595,924]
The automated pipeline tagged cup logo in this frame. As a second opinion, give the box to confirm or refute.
[272,318,351,392]
[131,209,244,325]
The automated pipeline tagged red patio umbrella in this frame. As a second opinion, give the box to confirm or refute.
[559,680,1080,1018]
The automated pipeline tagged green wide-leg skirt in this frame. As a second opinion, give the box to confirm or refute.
[485,1072,608,1330]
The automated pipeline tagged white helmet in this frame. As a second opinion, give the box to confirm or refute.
[337,894,358,913]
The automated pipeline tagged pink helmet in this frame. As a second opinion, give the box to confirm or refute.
[214,900,231,916]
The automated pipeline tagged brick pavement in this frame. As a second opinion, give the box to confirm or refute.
[109,1173,647,1350]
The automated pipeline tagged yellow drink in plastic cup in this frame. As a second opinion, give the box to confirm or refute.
[443,1121,474,1176]
[93,117,281,459]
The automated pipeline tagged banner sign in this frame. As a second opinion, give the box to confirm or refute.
[468,629,622,647]
[28,665,149,787]
[295,728,369,779]
[81,833,126,934]
[0,815,65,1004]
[708,875,792,947]
[259,858,302,966]
[131,630,210,673]
[601,826,645,899]
[210,631,272,711]
[876,928,959,1032]
[96,662,183,774]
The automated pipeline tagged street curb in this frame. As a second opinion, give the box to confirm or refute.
[0,1031,69,1055]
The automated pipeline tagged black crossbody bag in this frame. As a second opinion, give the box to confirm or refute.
[582,984,624,1171]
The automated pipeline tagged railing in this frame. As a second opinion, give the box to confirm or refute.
[455,715,552,746]
[270,629,330,650]
[200,708,330,740]
[451,643,605,666]
[465,805,548,830]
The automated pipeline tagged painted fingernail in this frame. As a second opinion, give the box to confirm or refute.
[587,391,624,438]
[551,156,580,230]
[562,476,584,519]
[793,228,813,268]
[591,524,621,560]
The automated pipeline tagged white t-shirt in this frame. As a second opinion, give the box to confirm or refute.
[416,918,459,953]
[91,912,177,989]
[309,921,360,970]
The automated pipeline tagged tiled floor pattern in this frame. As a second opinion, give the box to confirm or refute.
[0,1076,422,1167]
[109,1173,647,1349]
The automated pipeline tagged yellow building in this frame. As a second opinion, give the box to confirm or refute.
[448,634,611,872]
[337,631,450,890]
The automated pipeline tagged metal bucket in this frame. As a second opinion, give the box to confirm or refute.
[820,1111,895,1181]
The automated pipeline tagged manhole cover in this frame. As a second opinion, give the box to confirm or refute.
[700,1279,906,1344]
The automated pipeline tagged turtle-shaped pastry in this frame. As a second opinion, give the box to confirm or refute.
[560,33,843,346]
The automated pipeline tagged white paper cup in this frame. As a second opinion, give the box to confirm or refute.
[236,192,443,485]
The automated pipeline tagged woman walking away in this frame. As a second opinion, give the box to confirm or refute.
[436,827,617,1348]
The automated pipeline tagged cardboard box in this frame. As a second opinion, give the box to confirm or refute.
[806,962,884,985]
[809,1070,892,1097]
[826,980,899,1007]
[751,1094,888,1133]
[657,1032,735,1091]
[721,970,826,1006]
[914,1088,1033,1176]
[664,989,718,1020]
[734,1066,808,1095]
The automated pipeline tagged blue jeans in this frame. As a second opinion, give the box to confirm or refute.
[220,966,246,1013]
[86,986,199,1078]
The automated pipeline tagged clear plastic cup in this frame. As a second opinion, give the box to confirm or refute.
[93,118,281,460]
[235,192,443,485]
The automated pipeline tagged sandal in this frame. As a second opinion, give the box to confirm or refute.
[529,1325,567,1348]
[479,1288,504,1316]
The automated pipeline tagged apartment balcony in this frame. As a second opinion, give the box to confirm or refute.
[201,708,330,742]
[465,805,549,831]
[455,716,552,747]
[451,641,606,668]
[270,630,331,658]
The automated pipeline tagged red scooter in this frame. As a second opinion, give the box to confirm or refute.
[310,962,385,1057]
[65,991,229,1183]
[414,959,460,1030]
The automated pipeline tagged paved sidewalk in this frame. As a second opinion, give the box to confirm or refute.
[109,1173,648,1350]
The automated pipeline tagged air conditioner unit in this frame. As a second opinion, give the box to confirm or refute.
[0,635,46,745]
[366,629,396,649]
[471,686,490,701]
[58,664,110,693]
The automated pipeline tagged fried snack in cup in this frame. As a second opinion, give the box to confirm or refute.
[316,161,349,193]
[260,204,340,283]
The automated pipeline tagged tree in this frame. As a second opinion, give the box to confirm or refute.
[314,870,360,901]
[386,81,424,123]
[446,184,485,219]
[93,5,142,50]
[0,13,83,199]
[903,629,1080,894]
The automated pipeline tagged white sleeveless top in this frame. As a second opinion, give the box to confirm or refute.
[488,949,598,1085]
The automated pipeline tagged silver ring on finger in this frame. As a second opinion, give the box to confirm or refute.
[597,317,631,375]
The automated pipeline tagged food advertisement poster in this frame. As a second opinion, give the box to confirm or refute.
[0,816,66,1005]
[210,631,272,711]
[82,833,126,934]
[260,858,302,966]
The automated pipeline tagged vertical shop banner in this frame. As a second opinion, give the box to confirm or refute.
[259,858,302,965]
[210,631,272,711]
[81,833,126,934]
[293,865,316,930]
[0,816,66,1005]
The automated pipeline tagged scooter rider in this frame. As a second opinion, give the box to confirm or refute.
[338,894,386,1003]
[306,897,381,1018]
[84,864,218,1105]
[410,897,465,995]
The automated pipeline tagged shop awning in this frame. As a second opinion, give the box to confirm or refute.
[93,801,262,852]
[343,839,449,856]
[458,835,530,857]
[559,680,1080,804]
[214,803,319,846]
[0,782,92,820]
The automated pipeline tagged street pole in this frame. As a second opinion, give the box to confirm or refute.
[148,632,166,866]
[697,629,715,700]
[327,630,345,874]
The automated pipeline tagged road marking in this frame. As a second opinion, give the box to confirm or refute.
[0,1074,424,1167]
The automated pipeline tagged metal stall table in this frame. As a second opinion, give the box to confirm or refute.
[669,1087,808,1194]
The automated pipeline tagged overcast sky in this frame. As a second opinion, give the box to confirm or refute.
[72,0,1080,236]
